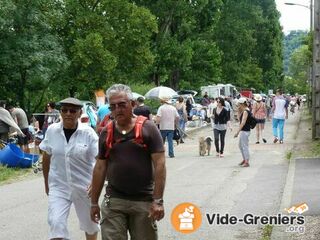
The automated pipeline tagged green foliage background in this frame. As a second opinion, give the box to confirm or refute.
[0,0,307,115]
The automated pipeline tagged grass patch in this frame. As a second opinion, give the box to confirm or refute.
[299,139,320,158]
[261,224,273,240]
[310,140,320,156]
[286,151,292,160]
[0,165,31,183]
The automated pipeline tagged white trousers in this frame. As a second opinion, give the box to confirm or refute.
[48,191,99,239]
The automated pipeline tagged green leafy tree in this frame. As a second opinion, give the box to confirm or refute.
[0,0,68,113]
[285,45,310,94]
[283,30,308,74]
[215,0,283,92]
[133,0,222,90]
[53,0,157,98]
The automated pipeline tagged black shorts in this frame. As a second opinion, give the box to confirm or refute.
[255,118,266,124]
[18,128,31,145]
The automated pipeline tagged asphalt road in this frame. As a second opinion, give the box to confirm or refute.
[0,112,301,240]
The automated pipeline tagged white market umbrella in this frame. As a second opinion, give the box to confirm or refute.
[144,86,177,100]
[132,92,145,100]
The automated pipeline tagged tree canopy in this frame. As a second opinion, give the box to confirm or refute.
[0,0,286,114]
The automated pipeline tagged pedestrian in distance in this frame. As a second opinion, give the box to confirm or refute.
[175,96,188,144]
[42,102,60,136]
[133,96,153,120]
[6,104,30,153]
[90,84,166,240]
[97,97,111,127]
[234,97,251,167]
[0,101,25,142]
[252,94,267,144]
[157,96,180,158]
[40,97,99,240]
[211,97,230,157]
[271,89,289,144]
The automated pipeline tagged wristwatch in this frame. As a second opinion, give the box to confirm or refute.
[153,198,164,205]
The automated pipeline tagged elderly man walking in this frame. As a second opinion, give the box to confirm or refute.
[90,84,166,240]
[40,97,99,240]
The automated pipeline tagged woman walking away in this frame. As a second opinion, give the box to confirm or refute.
[252,94,267,144]
[175,96,188,144]
[234,98,251,167]
[212,97,229,157]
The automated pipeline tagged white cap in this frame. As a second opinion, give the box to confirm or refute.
[238,97,247,104]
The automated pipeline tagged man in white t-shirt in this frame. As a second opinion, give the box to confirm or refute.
[271,89,289,144]
[156,97,179,158]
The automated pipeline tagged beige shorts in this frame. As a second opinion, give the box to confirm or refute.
[100,197,157,240]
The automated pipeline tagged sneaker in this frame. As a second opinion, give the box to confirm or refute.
[279,140,283,144]
[216,152,220,157]
[169,155,175,158]
[262,138,267,143]
[238,160,245,166]
[255,141,260,144]
[220,153,224,157]
[273,138,278,143]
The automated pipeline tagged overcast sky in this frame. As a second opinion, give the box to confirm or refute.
[275,0,311,33]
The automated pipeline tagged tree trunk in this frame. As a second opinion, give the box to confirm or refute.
[152,72,160,86]
[19,68,27,110]
[171,69,180,90]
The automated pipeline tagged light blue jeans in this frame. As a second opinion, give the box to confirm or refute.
[160,130,174,157]
[272,118,285,140]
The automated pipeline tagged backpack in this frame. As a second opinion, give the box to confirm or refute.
[104,115,148,158]
[248,111,257,129]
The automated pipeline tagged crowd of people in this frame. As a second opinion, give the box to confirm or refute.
[0,85,305,239]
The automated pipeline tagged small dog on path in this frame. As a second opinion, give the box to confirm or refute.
[199,136,213,156]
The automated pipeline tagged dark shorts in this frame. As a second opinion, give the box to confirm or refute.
[18,128,31,145]
[256,118,266,124]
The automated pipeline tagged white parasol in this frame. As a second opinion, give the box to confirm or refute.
[144,86,177,100]
[132,92,145,100]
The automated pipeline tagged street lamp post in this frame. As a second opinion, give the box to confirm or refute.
[312,0,320,139]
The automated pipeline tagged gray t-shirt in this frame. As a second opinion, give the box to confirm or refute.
[11,108,29,129]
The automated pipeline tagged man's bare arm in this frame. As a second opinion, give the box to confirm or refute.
[42,152,51,195]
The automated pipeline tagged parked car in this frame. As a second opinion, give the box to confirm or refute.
[80,101,98,128]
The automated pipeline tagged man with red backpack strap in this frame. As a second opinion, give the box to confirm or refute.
[90,84,166,240]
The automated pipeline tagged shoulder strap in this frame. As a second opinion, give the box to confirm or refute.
[104,116,148,158]
[134,115,147,145]
[104,120,114,158]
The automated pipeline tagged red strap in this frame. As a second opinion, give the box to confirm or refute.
[104,116,148,158]
[134,116,147,146]
[104,120,114,158]
[98,114,111,134]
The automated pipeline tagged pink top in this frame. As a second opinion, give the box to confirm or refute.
[252,102,266,119]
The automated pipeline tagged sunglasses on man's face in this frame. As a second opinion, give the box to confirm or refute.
[60,108,79,114]
[108,101,130,111]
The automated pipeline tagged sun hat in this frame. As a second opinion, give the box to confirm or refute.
[254,94,262,102]
[59,97,83,107]
[159,96,171,104]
